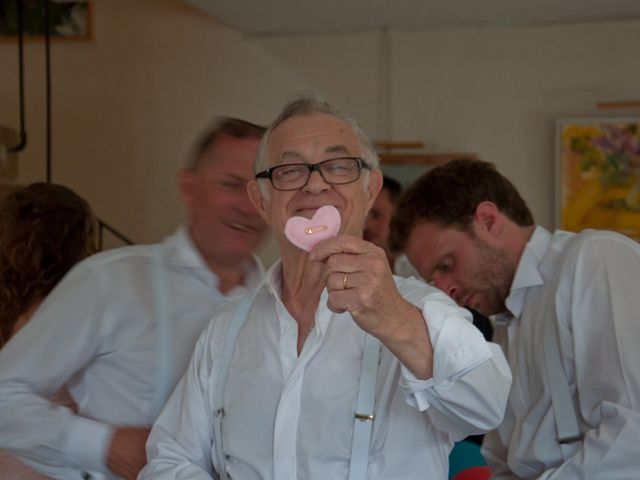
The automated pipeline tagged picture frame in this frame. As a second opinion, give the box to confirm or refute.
[556,117,640,240]
[0,0,92,41]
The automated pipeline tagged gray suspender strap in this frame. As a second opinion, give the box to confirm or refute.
[213,295,254,480]
[151,244,173,418]
[348,333,381,480]
[542,235,582,446]
[543,293,581,444]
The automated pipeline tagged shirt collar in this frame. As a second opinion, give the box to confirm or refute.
[265,259,284,300]
[166,226,265,293]
[504,225,551,318]
[166,226,207,269]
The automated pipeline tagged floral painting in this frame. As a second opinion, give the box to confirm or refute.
[557,118,640,240]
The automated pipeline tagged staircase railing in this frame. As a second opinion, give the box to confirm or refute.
[97,218,134,250]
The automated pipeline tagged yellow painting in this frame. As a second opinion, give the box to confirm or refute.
[557,118,640,240]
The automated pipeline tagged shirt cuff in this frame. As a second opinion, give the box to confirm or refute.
[400,296,494,411]
[62,415,115,474]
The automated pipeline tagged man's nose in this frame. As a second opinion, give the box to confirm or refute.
[303,169,331,193]
[433,275,460,304]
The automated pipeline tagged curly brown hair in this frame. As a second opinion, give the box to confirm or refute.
[0,183,96,347]
[389,159,534,252]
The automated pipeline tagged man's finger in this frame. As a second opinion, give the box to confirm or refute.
[310,234,370,261]
[327,289,355,314]
[327,270,360,291]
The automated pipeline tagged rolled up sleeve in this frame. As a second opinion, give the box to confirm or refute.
[400,291,512,439]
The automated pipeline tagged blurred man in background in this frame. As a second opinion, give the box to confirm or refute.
[0,118,268,480]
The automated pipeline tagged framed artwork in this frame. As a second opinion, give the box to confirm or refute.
[556,117,640,240]
[0,0,92,41]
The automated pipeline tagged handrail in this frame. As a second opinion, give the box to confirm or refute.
[97,218,134,250]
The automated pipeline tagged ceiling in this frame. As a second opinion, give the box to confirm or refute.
[184,0,640,35]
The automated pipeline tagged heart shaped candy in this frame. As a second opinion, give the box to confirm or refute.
[284,205,341,252]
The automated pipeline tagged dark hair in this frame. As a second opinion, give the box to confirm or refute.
[186,117,266,171]
[0,183,96,347]
[389,158,534,251]
[382,175,402,203]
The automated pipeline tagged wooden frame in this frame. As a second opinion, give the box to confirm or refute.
[556,117,640,240]
[374,141,476,165]
[0,1,93,41]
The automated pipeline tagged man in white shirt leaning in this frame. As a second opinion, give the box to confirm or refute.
[390,158,640,479]
[139,93,511,480]
[0,118,269,480]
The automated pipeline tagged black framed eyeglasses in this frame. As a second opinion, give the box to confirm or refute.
[255,157,372,191]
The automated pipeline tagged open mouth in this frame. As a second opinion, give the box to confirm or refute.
[294,205,337,218]
[294,209,317,219]
[226,221,259,233]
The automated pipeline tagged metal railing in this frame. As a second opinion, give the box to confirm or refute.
[97,218,134,250]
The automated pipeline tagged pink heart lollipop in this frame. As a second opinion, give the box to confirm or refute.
[284,205,341,252]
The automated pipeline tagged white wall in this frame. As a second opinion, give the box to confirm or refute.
[258,20,640,229]
[2,2,639,264]
[0,0,306,261]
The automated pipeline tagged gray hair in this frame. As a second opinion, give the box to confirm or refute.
[255,92,380,198]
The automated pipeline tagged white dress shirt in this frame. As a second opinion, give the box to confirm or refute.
[393,253,422,280]
[0,227,263,480]
[482,226,640,479]
[140,262,511,480]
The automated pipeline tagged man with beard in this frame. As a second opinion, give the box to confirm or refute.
[0,118,269,480]
[389,158,640,479]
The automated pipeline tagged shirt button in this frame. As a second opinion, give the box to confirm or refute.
[82,472,92,480]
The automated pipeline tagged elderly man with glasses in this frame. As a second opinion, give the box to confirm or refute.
[140,94,512,480]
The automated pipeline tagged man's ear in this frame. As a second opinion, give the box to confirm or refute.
[473,201,503,238]
[178,169,196,209]
[247,180,270,223]
[366,169,383,210]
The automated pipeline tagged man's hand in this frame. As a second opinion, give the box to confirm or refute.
[106,427,150,480]
[311,234,433,379]
[311,234,402,327]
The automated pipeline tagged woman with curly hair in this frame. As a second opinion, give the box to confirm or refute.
[0,182,96,479]
[0,182,95,346]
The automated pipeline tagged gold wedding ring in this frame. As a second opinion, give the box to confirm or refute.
[342,272,349,290]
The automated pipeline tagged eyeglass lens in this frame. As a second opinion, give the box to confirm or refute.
[271,158,362,190]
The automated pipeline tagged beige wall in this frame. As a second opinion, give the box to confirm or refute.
[2,1,639,265]
[0,0,305,264]
[257,20,640,230]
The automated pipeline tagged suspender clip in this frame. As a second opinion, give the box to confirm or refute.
[558,434,581,444]
[354,413,374,422]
